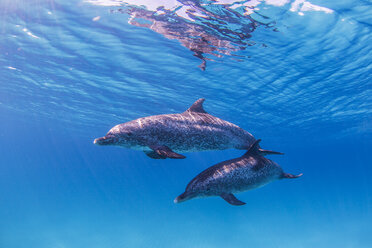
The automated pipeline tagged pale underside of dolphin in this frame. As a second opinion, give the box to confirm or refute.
[174,139,302,206]
[94,98,282,159]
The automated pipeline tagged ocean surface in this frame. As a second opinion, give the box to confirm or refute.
[0,0,371,247]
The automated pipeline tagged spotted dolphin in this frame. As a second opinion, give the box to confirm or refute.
[174,139,302,205]
[94,99,282,159]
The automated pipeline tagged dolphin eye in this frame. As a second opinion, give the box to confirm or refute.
[127,132,133,136]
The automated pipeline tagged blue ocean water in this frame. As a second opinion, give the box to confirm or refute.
[0,0,371,247]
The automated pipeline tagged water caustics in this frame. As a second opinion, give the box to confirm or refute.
[86,0,334,70]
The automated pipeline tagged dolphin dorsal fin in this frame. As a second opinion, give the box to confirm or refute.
[185,98,207,114]
[244,139,261,156]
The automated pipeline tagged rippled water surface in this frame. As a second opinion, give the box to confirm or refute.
[0,0,371,247]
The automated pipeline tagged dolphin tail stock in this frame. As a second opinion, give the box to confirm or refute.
[244,139,284,156]
[258,148,284,156]
[243,139,262,156]
[281,172,303,179]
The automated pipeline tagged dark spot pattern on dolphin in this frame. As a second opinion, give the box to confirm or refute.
[93,98,281,159]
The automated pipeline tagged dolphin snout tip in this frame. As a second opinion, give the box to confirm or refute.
[174,196,181,204]
[93,137,106,145]
[174,193,188,204]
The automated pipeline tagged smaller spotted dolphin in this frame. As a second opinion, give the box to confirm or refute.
[94,99,282,159]
[174,139,302,206]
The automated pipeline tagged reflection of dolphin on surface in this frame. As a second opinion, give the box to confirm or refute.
[94,99,282,159]
[119,4,260,70]
[88,0,335,69]
[175,139,302,205]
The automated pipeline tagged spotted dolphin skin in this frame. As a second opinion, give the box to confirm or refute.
[94,99,282,159]
[174,139,302,205]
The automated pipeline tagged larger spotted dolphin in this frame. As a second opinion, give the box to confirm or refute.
[94,98,282,159]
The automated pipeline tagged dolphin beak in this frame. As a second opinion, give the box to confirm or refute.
[174,192,187,204]
[93,136,110,145]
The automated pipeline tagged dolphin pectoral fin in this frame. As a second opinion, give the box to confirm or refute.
[149,145,186,159]
[281,173,303,179]
[144,151,166,159]
[220,193,246,206]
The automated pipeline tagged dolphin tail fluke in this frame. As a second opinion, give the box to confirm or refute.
[258,148,284,155]
[220,193,246,206]
[281,173,303,179]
